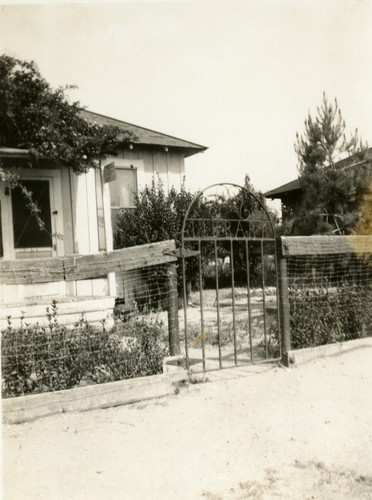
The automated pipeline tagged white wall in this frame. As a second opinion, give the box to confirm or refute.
[71,169,100,255]
[116,147,186,192]
[0,148,188,304]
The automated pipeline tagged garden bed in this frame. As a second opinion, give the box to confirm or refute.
[1,302,170,399]
[3,368,187,424]
[286,336,372,366]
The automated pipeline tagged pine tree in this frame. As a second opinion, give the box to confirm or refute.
[290,93,370,235]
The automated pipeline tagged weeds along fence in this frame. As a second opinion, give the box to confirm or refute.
[0,241,181,398]
[1,310,170,398]
[278,235,372,354]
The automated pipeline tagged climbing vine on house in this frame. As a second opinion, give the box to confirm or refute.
[0,54,134,173]
[0,54,135,235]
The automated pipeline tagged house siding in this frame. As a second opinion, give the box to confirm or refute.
[0,146,186,304]
[61,167,75,254]
[103,145,186,301]
[114,145,185,191]
[0,165,110,303]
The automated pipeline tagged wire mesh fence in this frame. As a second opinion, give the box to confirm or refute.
[3,236,372,396]
[115,262,180,354]
[1,262,180,398]
[280,237,372,350]
[1,306,170,399]
[116,264,174,316]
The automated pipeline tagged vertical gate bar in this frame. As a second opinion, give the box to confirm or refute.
[214,240,222,368]
[198,240,206,372]
[182,246,190,370]
[261,239,268,359]
[274,239,283,360]
[230,240,237,365]
[245,240,253,362]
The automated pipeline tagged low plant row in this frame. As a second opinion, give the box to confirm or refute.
[288,282,372,348]
[268,281,372,350]
[1,303,169,398]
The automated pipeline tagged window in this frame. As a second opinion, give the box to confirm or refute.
[11,180,52,249]
[110,168,137,209]
[109,167,138,229]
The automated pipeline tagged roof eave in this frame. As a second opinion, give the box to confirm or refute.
[265,181,302,199]
[184,146,208,158]
[116,136,208,157]
[82,109,207,153]
[0,147,31,159]
[265,188,302,199]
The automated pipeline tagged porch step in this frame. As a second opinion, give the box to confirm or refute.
[0,296,115,331]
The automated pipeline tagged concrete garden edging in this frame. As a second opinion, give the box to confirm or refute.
[286,336,372,366]
[3,358,187,424]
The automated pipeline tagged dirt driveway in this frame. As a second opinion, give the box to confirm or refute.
[3,347,372,499]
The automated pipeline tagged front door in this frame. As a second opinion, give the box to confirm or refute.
[0,169,64,261]
[11,179,54,257]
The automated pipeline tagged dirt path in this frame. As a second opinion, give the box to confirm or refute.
[3,347,372,499]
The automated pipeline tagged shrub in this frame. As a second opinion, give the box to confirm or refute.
[271,282,372,350]
[114,179,199,298]
[113,176,278,302]
[114,178,194,249]
[1,303,169,398]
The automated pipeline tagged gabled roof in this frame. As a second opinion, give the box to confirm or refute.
[80,109,207,157]
[265,179,301,199]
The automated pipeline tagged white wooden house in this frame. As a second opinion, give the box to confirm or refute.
[0,111,206,329]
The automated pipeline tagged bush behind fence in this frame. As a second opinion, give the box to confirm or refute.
[284,252,372,349]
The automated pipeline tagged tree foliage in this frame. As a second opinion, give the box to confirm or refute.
[0,54,133,174]
[289,93,371,235]
[295,93,364,175]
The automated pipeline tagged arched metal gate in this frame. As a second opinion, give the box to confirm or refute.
[181,183,281,372]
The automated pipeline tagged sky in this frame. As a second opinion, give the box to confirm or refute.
[1,0,372,205]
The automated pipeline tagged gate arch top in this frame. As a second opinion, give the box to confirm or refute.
[181,183,276,241]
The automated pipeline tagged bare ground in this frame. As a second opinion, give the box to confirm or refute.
[3,347,372,500]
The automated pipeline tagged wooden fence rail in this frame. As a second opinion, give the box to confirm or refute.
[1,240,182,355]
[281,235,372,256]
[0,240,178,286]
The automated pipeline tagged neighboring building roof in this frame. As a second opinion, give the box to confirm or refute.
[80,109,208,157]
[265,178,301,199]
[265,148,372,200]
[336,146,372,170]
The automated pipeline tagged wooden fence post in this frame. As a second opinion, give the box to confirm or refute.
[167,263,180,356]
[277,237,291,365]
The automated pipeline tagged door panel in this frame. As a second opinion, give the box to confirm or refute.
[11,180,53,249]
